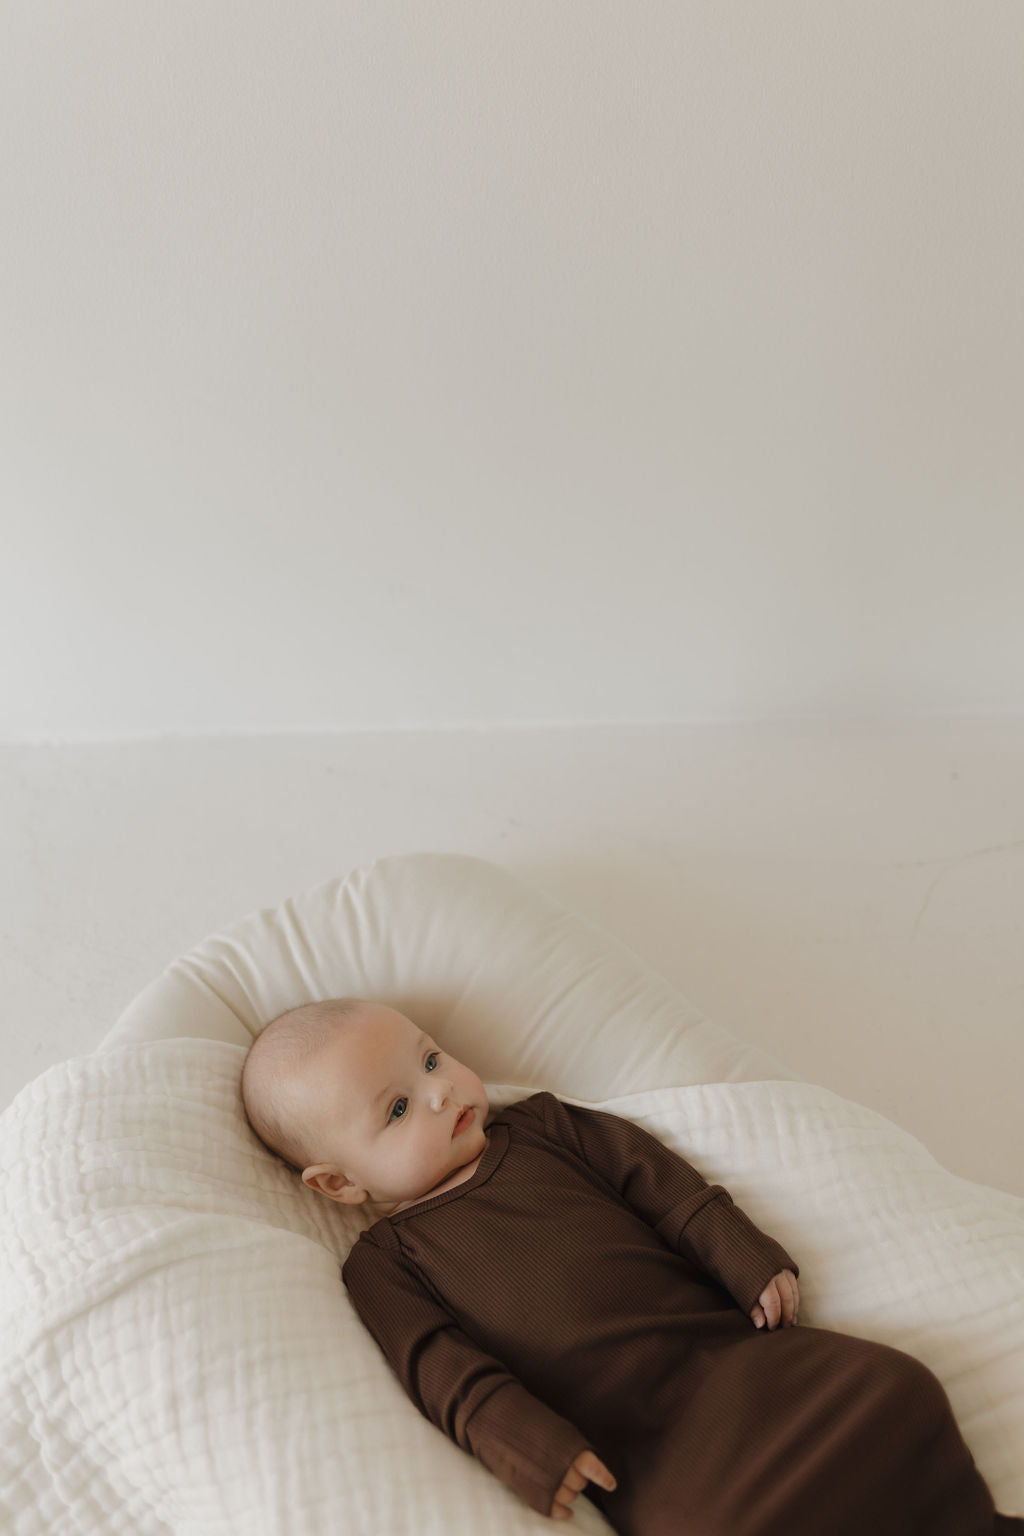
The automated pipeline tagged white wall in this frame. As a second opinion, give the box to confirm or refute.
[3,4,1024,738]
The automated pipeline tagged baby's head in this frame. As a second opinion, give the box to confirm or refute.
[240,997,489,1216]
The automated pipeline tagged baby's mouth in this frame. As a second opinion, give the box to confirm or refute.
[452,1106,475,1137]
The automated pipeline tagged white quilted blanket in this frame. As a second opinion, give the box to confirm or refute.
[2,1038,1022,1534]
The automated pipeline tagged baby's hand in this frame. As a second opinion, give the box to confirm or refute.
[550,1448,617,1520]
[750,1268,799,1331]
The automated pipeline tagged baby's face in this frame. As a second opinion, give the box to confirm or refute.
[299,1003,489,1216]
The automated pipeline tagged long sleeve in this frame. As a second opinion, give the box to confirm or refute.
[532,1092,799,1318]
[342,1229,593,1517]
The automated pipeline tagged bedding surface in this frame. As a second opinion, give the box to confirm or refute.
[2,1038,1021,1533]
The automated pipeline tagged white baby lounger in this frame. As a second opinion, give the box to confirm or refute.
[1,851,1021,1534]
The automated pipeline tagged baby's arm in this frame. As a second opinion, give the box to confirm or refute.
[343,1232,596,1519]
[530,1092,800,1322]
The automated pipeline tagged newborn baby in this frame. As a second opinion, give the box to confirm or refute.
[241,997,1021,1536]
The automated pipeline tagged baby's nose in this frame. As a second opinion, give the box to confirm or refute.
[429,1079,456,1111]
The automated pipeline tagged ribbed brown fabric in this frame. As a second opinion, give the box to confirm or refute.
[342,1091,1020,1535]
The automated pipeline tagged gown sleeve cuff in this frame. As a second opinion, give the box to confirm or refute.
[463,1378,594,1517]
[664,1185,800,1316]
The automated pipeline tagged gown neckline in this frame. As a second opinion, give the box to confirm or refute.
[385,1121,509,1220]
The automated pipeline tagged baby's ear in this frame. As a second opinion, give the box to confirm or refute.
[302,1165,365,1203]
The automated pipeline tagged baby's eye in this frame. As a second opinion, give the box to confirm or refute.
[387,1052,441,1123]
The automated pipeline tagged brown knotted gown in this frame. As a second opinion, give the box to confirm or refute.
[342,1091,1021,1535]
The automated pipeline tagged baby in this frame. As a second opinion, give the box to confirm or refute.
[241,997,1020,1536]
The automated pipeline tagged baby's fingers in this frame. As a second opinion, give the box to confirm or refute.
[575,1450,618,1492]
[757,1284,782,1330]
[551,1450,617,1519]
[551,1485,576,1520]
[752,1272,800,1331]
